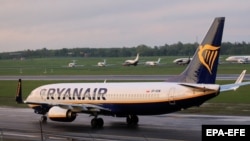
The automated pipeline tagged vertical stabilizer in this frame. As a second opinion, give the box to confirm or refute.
[157,58,161,63]
[16,79,23,103]
[167,17,225,84]
[135,53,139,61]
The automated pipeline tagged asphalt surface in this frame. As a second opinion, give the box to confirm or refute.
[1,75,250,140]
[1,107,250,141]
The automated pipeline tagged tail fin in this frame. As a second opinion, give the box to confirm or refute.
[167,17,225,84]
[157,58,161,63]
[135,53,139,61]
[15,79,23,103]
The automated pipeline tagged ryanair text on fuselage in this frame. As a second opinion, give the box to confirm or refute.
[40,87,108,100]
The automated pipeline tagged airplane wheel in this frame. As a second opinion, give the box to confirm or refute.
[97,118,104,128]
[91,118,98,128]
[133,115,139,124]
[91,118,104,128]
[41,115,47,123]
[126,115,139,126]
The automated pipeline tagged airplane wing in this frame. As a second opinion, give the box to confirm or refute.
[220,70,250,92]
[24,101,111,113]
[58,104,111,112]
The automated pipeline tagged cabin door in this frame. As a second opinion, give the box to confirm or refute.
[168,87,175,105]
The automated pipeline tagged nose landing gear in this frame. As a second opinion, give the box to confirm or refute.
[41,115,47,122]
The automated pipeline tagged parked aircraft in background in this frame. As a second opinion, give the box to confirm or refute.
[97,59,107,67]
[15,17,250,129]
[122,53,139,66]
[173,57,192,65]
[225,55,250,64]
[94,59,115,67]
[145,58,161,66]
[68,60,77,67]
[63,60,84,68]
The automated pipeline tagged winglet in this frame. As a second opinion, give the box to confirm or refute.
[233,69,246,90]
[235,70,246,84]
[15,79,24,103]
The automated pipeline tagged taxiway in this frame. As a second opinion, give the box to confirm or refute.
[0,107,250,141]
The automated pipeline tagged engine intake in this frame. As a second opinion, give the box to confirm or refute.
[48,106,76,122]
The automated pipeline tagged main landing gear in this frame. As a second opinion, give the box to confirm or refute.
[126,115,139,126]
[38,113,139,128]
[91,117,104,128]
[90,115,139,128]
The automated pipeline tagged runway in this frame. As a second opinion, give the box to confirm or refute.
[1,107,250,141]
[1,74,250,80]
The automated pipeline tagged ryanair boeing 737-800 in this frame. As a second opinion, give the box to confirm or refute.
[16,17,250,128]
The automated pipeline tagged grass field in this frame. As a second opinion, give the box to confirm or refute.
[0,55,250,75]
[0,56,250,115]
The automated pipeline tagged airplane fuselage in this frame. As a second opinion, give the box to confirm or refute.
[122,60,138,66]
[26,82,220,116]
[173,58,192,65]
[145,62,157,66]
[225,56,250,64]
[97,62,106,67]
[68,62,76,67]
[145,58,161,66]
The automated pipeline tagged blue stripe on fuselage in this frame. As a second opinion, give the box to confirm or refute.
[101,93,217,116]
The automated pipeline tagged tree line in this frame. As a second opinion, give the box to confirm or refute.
[0,41,250,59]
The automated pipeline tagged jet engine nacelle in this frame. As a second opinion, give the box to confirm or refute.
[48,106,77,122]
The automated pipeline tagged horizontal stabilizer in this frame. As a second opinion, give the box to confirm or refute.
[179,83,218,91]
[220,70,249,92]
[220,81,250,92]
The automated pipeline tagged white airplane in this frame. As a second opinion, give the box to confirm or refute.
[122,53,139,66]
[145,58,161,66]
[65,60,84,68]
[68,60,77,67]
[225,56,250,64]
[173,57,192,65]
[97,59,107,67]
[15,17,250,129]
[93,59,115,67]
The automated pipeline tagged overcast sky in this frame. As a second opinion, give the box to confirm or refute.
[0,0,250,52]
